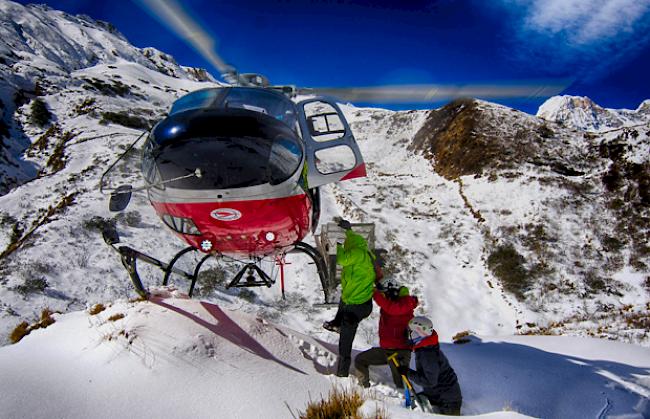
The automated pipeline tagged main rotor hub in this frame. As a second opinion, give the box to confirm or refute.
[240,73,269,87]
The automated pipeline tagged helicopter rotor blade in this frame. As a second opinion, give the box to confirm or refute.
[298,80,570,103]
[136,0,240,84]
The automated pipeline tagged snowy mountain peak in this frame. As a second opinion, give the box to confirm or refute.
[537,94,650,131]
[637,99,650,113]
[0,0,211,80]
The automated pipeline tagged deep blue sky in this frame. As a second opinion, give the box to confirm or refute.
[15,0,650,114]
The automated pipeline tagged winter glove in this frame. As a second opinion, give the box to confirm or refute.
[337,218,352,230]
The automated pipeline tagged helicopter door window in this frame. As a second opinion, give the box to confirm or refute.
[303,102,346,142]
[314,145,356,174]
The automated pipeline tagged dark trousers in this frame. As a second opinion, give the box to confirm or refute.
[331,299,373,376]
[422,395,462,416]
[354,347,411,388]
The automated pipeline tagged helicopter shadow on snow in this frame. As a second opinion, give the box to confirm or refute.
[443,336,650,418]
[149,297,307,375]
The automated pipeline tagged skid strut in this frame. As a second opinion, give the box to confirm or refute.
[289,241,331,303]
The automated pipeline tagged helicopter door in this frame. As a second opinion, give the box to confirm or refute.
[297,98,366,188]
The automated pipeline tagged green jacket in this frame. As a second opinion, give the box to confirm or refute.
[336,229,375,304]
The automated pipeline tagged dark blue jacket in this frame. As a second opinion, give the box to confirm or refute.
[407,335,462,403]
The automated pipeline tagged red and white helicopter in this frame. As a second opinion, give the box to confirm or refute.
[100,74,372,301]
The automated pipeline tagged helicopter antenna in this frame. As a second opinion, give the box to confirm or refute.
[99,131,147,196]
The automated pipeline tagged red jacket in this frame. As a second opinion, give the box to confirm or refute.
[373,290,418,350]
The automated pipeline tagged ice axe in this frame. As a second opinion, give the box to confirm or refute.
[387,352,431,412]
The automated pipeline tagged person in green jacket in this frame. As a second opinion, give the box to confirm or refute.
[323,218,376,377]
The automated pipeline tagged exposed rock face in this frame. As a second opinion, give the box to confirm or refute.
[409,98,587,180]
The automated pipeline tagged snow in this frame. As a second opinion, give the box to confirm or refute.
[0,294,648,419]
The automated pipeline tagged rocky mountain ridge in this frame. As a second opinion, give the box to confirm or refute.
[537,94,650,131]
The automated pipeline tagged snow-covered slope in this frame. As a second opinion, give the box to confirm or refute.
[537,95,650,131]
[344,99,649,344]
[1,294,648,418]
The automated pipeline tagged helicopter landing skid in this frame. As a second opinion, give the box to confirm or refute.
[102,227,201,298]
[103,226,333,302]
[225,263,274,289]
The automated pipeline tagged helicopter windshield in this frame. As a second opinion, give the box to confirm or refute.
[169,87,298,132]
[144,108,303,190]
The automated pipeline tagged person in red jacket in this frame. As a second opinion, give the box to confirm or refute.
[353,283,418,388]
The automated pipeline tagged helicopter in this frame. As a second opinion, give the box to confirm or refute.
[99,1,567,301]
[99,73,372,302]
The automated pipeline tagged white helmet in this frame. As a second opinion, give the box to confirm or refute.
[408,316,434,341]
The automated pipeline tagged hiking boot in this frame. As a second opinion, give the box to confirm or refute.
[352,371,370,388]
[323,321,340,333]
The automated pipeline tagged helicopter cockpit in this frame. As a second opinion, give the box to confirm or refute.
[143,87,304,191]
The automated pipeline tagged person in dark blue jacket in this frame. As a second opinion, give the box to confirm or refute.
[398,316,462,416]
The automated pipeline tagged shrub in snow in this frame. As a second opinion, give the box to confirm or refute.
[108,313,125,322]
[299,386,386,419]
[487,244,530,300]
[9,309,56,344]
[9,322,29,344]
[82,216,116,233]
[29,98,52,127]
[237,288,257,303]
[115,211,141,227]
[99,111,150,130]
[195,267,227,297]
[82,78,130,97]
[73,97,96,116]
[12,277,49,296]
[88,304,106,315]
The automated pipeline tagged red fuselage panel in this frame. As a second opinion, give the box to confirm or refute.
[151,194,312,256]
